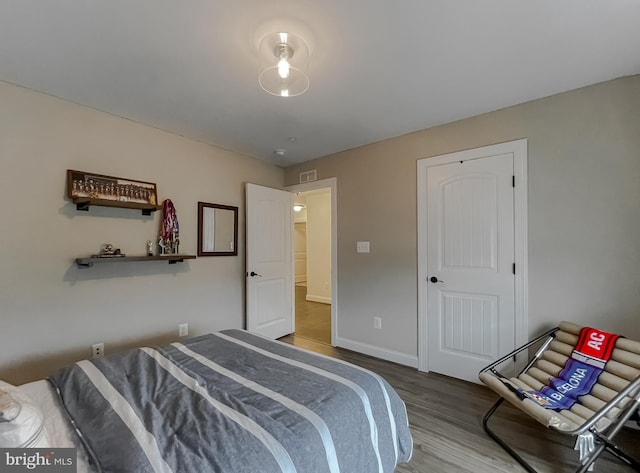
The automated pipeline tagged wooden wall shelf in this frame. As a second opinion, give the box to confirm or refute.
[75,255,196,268]
[73,197,162,215]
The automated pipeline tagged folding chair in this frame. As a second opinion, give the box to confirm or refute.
[479,321,640,472]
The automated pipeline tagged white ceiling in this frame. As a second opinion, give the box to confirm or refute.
[1,1,639,167]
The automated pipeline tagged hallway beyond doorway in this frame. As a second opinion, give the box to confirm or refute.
[295,284,331,344]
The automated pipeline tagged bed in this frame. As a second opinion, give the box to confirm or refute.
[2,329,413,472]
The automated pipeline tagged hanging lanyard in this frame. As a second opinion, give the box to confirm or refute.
[161,199,179,241]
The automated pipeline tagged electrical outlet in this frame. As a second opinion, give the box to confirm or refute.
[356,241,370,253]
[373,317,382,330]
[92,343,104,358]
[179,323,189,337]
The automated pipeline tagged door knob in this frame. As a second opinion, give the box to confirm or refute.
[249,271,262,277]
[429,276,444,283]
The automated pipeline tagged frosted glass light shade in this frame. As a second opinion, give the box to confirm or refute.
[258,32,309,97]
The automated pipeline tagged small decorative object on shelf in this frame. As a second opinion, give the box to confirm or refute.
[158,199,179,255]
[66,170,161,215]
[95,243,125,258]
[146,240,154,256]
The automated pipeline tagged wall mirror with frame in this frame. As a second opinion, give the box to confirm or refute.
[197,202,239,256]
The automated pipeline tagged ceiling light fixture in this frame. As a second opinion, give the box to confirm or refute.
[258,32,310,97]
[293,204,304,212]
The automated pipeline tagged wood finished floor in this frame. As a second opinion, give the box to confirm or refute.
[294,284,331,344]
[279,335,640,473]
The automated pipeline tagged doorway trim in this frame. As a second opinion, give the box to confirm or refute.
[286,177,337,346]
[417,139,529,372]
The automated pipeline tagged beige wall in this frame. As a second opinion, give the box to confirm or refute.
[3,75,638,382]
[0,81,283,384]
[284,75,640,362]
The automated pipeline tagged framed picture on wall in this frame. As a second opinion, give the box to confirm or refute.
[66,170,158,205]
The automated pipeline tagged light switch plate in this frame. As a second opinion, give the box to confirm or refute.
[356,241,370,253]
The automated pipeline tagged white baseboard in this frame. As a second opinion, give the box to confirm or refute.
[334,335,418,368]
[306,294,331,304]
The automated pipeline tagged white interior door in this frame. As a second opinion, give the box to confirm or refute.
[426,153,515,383]
[246,183,294,338]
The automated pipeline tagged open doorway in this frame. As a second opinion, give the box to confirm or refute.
[293,190,331,344]
[287,178,337,346]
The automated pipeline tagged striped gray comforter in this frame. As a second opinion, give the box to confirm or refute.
[49,330,413,473]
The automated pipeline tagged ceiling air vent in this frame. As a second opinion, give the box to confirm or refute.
[299,169,317,184]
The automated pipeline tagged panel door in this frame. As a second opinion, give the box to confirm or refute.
[426,153,515,382]
[246,183,294,338]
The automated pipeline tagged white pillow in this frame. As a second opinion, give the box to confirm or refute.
[0,380,50,448]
